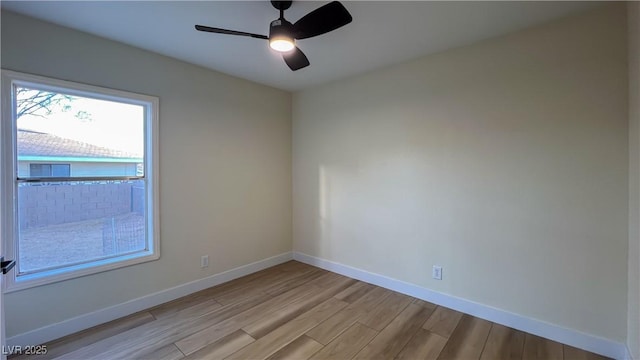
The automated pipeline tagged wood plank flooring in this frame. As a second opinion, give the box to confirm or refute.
[11,261,609,360]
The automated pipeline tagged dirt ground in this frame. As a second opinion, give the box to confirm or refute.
[19,212,145,273]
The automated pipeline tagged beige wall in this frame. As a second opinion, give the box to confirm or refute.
[1,11,292,337]
[293,4,628,342]
[628,2,640,358]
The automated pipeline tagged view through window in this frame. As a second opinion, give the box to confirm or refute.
[17,87,146,274]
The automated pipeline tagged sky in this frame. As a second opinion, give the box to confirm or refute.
[16,88,145,156]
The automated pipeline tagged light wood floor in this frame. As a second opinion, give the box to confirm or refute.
[13,261,608,360]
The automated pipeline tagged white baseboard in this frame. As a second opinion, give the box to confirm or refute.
[7,252,293,347]
[293,252,629,360]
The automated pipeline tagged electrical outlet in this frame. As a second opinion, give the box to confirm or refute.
[432,265,442,280]
[201,255,209,268]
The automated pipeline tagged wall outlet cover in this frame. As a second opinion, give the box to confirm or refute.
[432,265,442,280]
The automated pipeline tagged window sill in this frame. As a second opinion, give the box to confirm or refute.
[4,250,160,293]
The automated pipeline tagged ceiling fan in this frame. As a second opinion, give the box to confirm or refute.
[195,1,352,71]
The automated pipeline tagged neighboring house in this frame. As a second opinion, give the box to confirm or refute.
[17,129,142,178]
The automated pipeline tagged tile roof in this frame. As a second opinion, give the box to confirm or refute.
[17,129,142,159]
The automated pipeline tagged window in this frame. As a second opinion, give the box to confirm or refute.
[29,164,71,177]
[1,70,159,291]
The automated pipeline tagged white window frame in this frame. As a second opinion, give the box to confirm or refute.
[1,70,160,292]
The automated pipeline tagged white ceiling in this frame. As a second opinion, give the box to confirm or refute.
[1,1,604,91]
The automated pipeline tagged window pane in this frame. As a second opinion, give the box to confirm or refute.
[17,180,146,274]
[29,164,50,177]
[51,164,71,177]
[16,87,144,178]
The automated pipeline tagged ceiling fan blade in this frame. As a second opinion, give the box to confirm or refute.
[293,1,352,40]
[282,47,310,71]
[195,25,268,40]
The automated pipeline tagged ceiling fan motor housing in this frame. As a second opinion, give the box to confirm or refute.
[269,18,296,52]
[269,19,294,40]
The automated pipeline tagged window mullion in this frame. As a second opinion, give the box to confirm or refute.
[17,176,145,183]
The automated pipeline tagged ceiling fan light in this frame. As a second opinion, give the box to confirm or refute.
[270,37,295,52]
[269,18,295,52]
